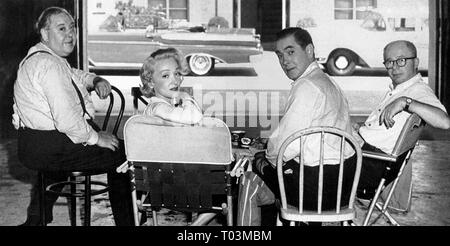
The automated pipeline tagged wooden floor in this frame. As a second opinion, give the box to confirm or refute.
[1,138,449,226]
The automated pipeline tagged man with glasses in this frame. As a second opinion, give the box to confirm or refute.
[356,40,450,198]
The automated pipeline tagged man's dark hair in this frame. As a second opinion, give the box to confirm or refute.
[275,27,314,50]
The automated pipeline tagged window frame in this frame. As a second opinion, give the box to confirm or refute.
[334,0,377,20]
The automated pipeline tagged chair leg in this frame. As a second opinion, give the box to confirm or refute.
[276,214,282,226]
[129,166,140,226]
[363,178,386,226]
[373,161,409,226]
[70,176,77,226]
[152,210,158,226]
[38,172,47,227]
[84,176,91,226]
[375,202,400,226]
[227,195,233,226]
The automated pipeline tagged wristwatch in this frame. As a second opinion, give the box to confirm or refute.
[404,97,412,112]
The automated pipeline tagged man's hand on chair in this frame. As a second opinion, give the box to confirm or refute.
[97,131,119,151]
[93,77,112,99]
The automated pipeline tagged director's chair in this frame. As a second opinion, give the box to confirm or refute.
[360,113,425,226]
[123,115,234,226]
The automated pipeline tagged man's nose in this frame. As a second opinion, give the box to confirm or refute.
[281,56,290,66]
[66,28,75,37]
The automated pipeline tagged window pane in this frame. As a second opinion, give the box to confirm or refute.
[169,9,187,19]
[170,0,187,8]
[335,10,353,19]
[356,0,376,8]
[149,0,166,9]
[356,10,369,19]
[335,0,353,9]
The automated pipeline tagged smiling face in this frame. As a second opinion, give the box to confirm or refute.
[40,12,76,57]
[275,35,314,81]
[150,57,183,101]
[384,41,419,87]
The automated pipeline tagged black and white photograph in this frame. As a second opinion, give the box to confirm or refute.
[0,0,449,231]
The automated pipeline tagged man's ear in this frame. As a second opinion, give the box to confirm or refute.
[40,28,49,42]
[414,57,420,71]
[305,44,314,58]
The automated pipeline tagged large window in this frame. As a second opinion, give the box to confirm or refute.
[85,0,432,134]
[148,0,188,20]
[335,0,377,20]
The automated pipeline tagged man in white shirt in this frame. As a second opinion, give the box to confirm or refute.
[13,7,134,226]
[357,40,450,197]
[236,27,360,226]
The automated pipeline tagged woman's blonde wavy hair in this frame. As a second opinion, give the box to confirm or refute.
[139,48,190,97]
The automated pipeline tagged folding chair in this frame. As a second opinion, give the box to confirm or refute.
[276,127,363,226]
[360,113,425,226]
[123,115,234,226]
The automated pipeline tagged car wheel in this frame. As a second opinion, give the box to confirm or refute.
[326,50,356,76]
[188,54,215,76]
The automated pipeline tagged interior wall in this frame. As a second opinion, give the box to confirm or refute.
[0,0,76,139]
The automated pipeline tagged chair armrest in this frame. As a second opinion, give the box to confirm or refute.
[362,150,397,162]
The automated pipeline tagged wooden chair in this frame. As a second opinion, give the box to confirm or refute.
[40,86,125,226]
[360,113,425,226]
[123,115,234,226]
[276,127,362,225]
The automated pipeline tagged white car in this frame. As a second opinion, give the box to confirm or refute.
[306,11,429,76]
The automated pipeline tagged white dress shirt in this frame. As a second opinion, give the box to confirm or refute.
[359,74,447,154]
[265,62,361,167]
[13,42,99,145]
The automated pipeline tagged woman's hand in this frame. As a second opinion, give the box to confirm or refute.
[171,91,191,105]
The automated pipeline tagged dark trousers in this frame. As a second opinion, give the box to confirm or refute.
[255,153,357,210]
[18,128,134,226]
[357,143,408,197]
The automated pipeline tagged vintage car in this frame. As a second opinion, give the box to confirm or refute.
[305,10,429,76]
[88,27,263,76]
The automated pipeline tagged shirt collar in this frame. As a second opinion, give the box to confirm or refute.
[389,73,423,92]
[291,61,320,86]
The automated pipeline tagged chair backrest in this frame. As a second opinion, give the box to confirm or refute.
[123,115,233,165]
[123,115,233,211]
[276,127,362,214]
[90,86,125,136]
[390,113,425,157]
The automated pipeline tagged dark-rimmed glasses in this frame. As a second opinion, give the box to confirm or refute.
[383,57,416,69]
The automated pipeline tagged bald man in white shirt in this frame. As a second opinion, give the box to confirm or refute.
[356,40,450,198]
